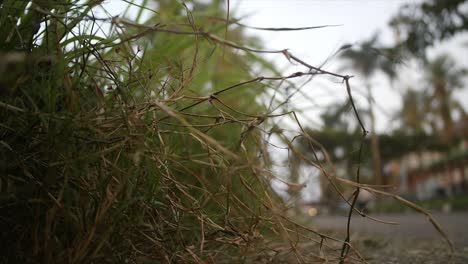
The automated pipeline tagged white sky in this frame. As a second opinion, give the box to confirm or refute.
[101,0,467,202]
[228,0,468,201]
[103,0,468,133]
[228,0,468,133]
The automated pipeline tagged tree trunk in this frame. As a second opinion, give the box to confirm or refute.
[434,81,454,144]
[367,85,383,185]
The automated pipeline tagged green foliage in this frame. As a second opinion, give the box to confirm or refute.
[300,129,452,164]
[375,194,468,213]
[3,1,458,262]
[339,33,399,80]
[0,1,304,263]
[390,0,468,59]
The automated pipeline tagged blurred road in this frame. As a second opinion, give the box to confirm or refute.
[311,212,468,247]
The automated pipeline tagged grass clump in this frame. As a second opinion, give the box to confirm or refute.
[1,1,452,263]
[0,1,339,263]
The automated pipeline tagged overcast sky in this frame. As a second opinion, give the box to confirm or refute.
[102,0,467,201]
[228,0,468,133]
[104,0,467,133]
[224,0,468,201]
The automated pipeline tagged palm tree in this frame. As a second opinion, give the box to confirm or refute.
[339,33,399,185]
[398,88,433,134]
[425,54,466,143]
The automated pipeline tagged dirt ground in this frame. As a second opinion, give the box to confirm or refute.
[350,233,468,263]
[309,212,468,263]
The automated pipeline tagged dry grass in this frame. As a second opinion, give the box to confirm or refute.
[0,1,452,263]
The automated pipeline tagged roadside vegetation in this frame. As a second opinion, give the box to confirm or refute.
[0,0,363,263]
[1,0,464,263]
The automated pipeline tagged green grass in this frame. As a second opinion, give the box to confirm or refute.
[1,1,454,263]
[0,1,339,263]
[375,195,468,213]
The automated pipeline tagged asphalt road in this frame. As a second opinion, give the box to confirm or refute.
[311,212,468,247]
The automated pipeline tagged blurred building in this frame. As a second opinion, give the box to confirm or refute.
[388,140,468,200]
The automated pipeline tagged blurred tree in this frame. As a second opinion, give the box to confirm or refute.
[396,55,467,144]
[389,1,468,144]
[397,88,433,134]
[320,101,354,132]
[425,54,467,143]
[390,0,468,59]
[297,101,367,206]
[339,34,398,185]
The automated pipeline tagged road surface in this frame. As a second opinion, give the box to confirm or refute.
[308,212,468,263]
[311,212,468,246]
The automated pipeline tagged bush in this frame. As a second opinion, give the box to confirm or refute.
[0,1,316,263]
